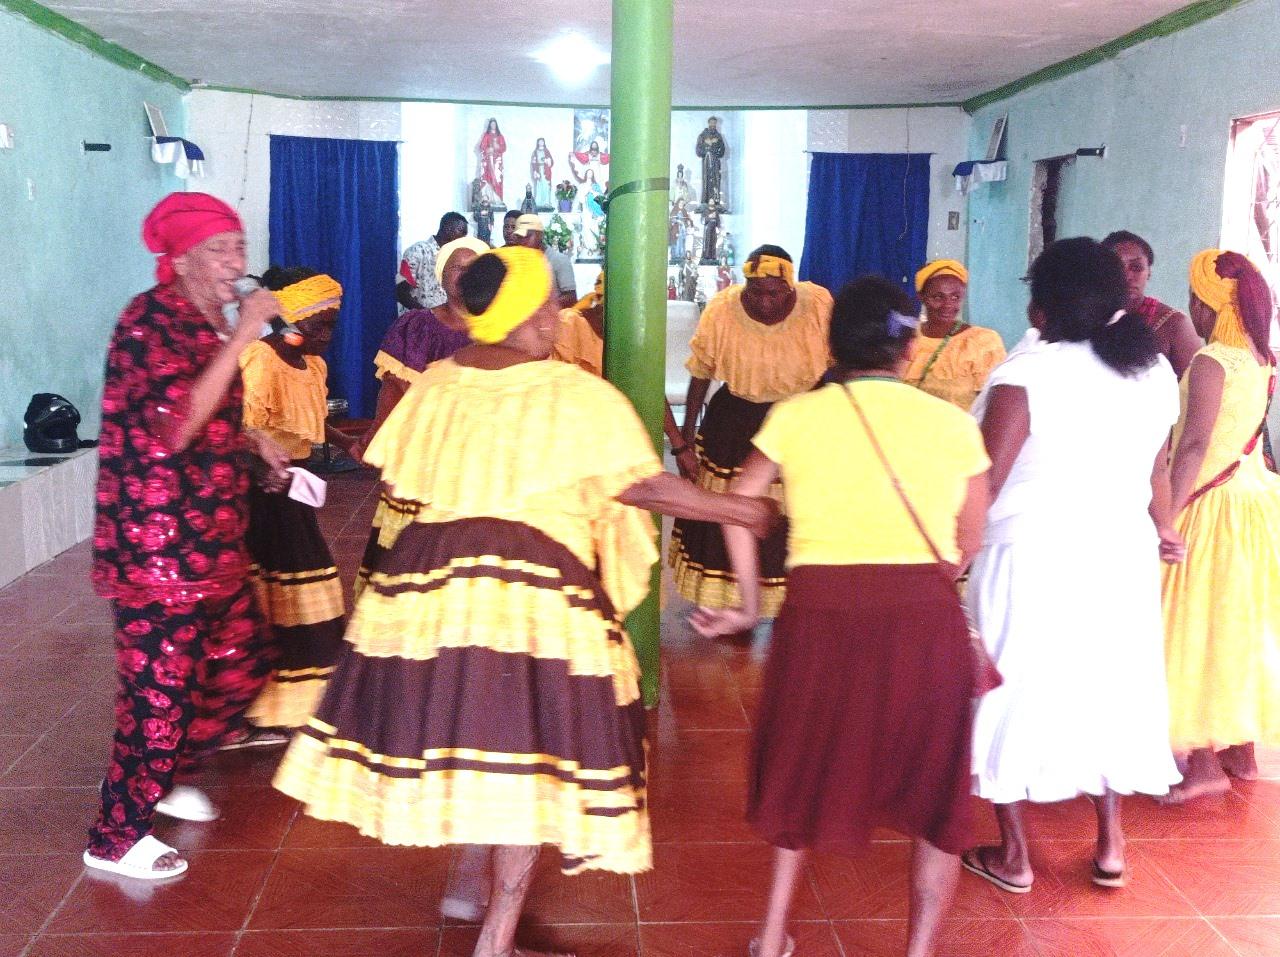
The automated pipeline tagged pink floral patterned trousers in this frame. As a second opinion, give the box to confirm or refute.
[87,582,275,860]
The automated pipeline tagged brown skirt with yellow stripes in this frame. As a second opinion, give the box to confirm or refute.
[670,387,789,616]
[245,486,346,729]
[352,489,420,603]
[274,516,650,875]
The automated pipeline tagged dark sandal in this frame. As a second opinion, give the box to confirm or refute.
[961,848,1033,894]
[1091,860,1126,888]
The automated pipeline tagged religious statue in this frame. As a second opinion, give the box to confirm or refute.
[575,168,607,260]
[475,117,507,206]
[672,163,695,205]
[530,138,554,210]
[667,276,678,300]
[569,139,610,189]
[700,197,724,264]
[695,116,727,207]
[520,185,536,214]
[716,265,733,292]
[719,231,736,267]
[680,250,699,303]
[668,197,694,264]
[472,195,494,244]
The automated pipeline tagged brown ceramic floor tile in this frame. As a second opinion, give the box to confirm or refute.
[998,842,1196,919]
[281,813,386,850]
[832,918,1040,956]
[160,785,298,852]
[236,928,440,957]
[635,843,823,923]
[27,932,238,957]
[646,728,751,783]
[1123,788,1280,841]
[811,845,1013,921]
[47,850,274,933]
[1208,916,1280,956]
[640,920,841,957]
[656,681,748,731]
[0,853,85,934]
[186,745,287,789]
[1143,840,1280,916]
[1023,917,1238,957]
[248,846,450,930]
[2,727,111,787]
[0,788,99,855]
[440,923,639,956]
[648,774,756,844]
[0,936,32,957]
[0,735,38,773]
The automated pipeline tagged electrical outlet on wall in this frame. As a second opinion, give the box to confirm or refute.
[948,211,960,230]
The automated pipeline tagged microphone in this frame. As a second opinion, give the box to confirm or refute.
[230,277,305,345]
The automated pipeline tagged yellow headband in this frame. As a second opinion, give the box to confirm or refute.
[743,255,795,287]
[435,236,491,284]
[274,274,342,324]
[1189,248,1250,349]
[462,246,553,345]
[574,270,605,312]
[915,259,968,294]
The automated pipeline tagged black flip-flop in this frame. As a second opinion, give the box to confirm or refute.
[1091,861,1126,888]
[961,848,1033,894]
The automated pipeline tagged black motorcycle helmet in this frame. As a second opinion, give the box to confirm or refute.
[23,393,82,454]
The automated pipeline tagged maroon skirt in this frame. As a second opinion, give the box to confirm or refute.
[747,564,974,856]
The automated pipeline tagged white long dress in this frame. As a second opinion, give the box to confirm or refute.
[969,338,1183,804]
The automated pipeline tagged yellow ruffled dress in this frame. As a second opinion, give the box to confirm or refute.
[552,307,605,378]
[1163,342,1280,750]
[274,358,663,874]
[904,324,1007,411]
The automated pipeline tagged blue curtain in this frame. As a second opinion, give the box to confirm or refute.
[269,135,399,418]
[799,153,931,299]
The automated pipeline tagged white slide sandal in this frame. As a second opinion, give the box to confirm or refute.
[156,785,220,822]
[83,835,188,880]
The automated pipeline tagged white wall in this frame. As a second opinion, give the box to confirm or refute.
[186,90,401,272]
[807,106,971,264]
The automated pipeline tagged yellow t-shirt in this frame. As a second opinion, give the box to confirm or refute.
[904,325,1007,411]
[238,340,328,460]
[685,281,833,402]
[752,380,990,566]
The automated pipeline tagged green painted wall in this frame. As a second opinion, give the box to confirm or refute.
[965,0,1277,345]
[0,9,185,448]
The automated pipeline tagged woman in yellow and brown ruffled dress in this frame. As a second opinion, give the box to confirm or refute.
[904,259,1006,411]
[1161,249,1280,803]
[236,268,349,736]
[274,246,774,957]
[671,245,833,618]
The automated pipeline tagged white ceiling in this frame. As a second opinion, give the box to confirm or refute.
[44,0,1194,106]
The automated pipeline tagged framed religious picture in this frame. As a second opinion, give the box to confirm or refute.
[574,109,610,154]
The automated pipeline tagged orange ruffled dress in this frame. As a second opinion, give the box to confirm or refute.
[904,325,1006,411]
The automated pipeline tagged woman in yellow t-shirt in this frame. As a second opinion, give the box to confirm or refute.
[693,276,991,957]
[236,268,352,738]
[905,259,1006,410]
[671,244,833,618]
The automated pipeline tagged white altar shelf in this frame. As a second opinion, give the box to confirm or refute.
[0,448,96,588]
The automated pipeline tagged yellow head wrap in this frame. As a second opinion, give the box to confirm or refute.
[574,270,605,312]
[274,274,343,324]
[461,246,553,345]
[435,236,491,284]
[743,255,795,287]
[915,259,969,294]
[1189,248,1251,349]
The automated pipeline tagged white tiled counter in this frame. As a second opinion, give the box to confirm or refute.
[0,447,96,588]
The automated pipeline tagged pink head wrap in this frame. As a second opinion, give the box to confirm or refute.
[142,192,243,284]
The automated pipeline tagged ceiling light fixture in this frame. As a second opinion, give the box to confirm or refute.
[530,32,610,88]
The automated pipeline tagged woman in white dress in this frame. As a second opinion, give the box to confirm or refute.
[963,237,1184,894]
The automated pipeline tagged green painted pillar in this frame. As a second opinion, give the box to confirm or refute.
[605,0,672,708]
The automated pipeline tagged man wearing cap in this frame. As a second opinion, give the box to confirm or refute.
[510,213,577,308]
[83,192,288,881]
